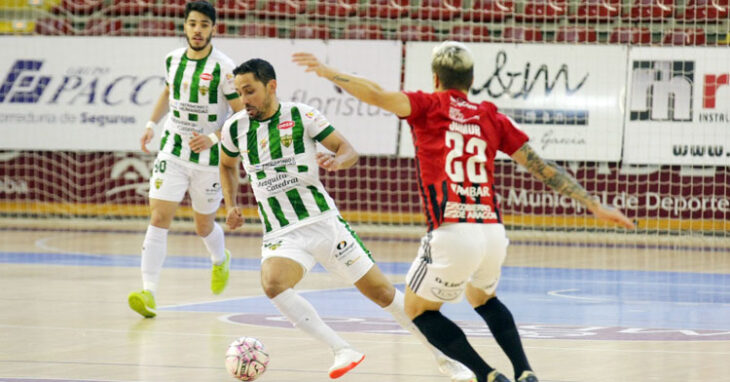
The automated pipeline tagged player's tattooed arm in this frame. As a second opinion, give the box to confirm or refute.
[511,143,599,212]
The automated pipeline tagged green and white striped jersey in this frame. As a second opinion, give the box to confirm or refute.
[221,102,339,238]
[160,46,239,169]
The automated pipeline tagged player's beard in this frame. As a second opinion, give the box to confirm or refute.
[247,92,273,120]
[186,32,212,52]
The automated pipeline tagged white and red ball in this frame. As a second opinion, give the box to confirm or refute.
[225,337,269,381]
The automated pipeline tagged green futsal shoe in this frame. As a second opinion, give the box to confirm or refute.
[211,249,231,295]
[128,289,156,318]
[487,370,511,382]
[517,371,539,382]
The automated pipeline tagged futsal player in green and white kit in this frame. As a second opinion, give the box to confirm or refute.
[128,1,244,318]
[219,58,475,381]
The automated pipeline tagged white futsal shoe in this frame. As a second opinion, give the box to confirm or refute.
[328,347,365,379]
[437,355,477,382]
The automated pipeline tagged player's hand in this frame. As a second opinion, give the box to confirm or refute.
[590,204,635,229]
[316,152,340,172]
[190,131,214,153]
[140,128,154,153]
[292,52,334,79]
[226,206,244,230]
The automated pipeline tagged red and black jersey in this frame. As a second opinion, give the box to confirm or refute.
[403,89,529,231]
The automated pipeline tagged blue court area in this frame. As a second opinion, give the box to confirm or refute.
[2,250,729,340]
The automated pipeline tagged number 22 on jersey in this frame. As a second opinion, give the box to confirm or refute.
[444,131,487,183]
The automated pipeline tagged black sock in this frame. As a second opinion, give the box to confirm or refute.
[412,310,493,382]
[476,297,531,379]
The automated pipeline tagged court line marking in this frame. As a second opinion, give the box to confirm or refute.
[1,323,729,354]
[5,225,728,253]
[546,288,730,307]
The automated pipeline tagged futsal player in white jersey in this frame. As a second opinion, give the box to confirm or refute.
[219,58,475,381]
[128,1,244,318]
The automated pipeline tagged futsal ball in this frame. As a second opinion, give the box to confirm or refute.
[225,337,269,381]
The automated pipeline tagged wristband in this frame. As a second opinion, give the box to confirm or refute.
[207,132,220,144]
[145,121,156,130]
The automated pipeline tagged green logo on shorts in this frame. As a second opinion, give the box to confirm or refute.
[154,178,163,189]
[264,240,282,250]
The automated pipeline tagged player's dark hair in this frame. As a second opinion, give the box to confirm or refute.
[233,59,277,85]
[185,1,216,25]
[432,65,473,91]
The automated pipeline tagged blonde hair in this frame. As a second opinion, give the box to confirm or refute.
[431,41,474,90]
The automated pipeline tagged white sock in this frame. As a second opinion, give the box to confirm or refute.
[141,225,168,294]
[202,222,226,265]
[383,288,448,361]
[271,288,350,352]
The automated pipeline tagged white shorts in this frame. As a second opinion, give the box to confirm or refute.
[406,223,509,303]
[148,155,222,215]
[261,215,375,284]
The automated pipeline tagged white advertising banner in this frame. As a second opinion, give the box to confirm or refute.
[623,47,730,165]
[401,43,628,161]
[0,37,401,154]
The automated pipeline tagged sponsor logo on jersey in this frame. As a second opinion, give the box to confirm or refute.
[278,121,295,130]
[257,173,299,193]
[449,106,480,124]
[259,137,268,150]
[451,184,491,198]
[304,111,315,119]
[443,202,497,220]
[449,96,477,110]
[336,240,347,250]
[199,86,209,96]
[154,178,163,189]
[200,73,213,81]
[281,134,293,147]
[183,81,189,92]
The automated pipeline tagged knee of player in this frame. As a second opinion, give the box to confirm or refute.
[260,276,291,299]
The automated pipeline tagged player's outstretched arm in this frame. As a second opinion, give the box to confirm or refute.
[292,52,411,118]
[511,143,635,229]
[317,130,359,172]
[141,86,170,153]
[220,151,243,230]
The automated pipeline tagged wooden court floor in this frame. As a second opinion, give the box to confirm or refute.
[0,223,728,382]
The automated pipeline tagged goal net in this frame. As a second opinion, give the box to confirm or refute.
[0,0,728,243]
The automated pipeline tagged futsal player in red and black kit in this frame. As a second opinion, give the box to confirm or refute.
[294,42,634,382]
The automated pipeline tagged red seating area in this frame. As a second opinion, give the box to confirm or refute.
[516,0,568,21]
[624,0,675,21]
[412,0,463,20]
[663,27,708,44]
[555,25,598,41]
[463,0,515,22]
[361,0,411,18]
[503,26,544,41]
[23,0,725,45]
[313,0,359,18]
[572,0,621,22]
[343,24,384,39]
[291,23,331,38]
[678,0,729,20]
[609,26,652,43]
[449,24,490,42]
